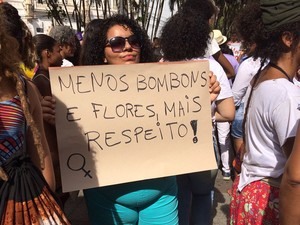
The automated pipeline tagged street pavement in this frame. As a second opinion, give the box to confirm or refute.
[64,170,232,225]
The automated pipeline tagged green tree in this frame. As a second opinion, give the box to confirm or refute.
[214,0,259,36]
[41,0,258,38]
[168,0,260,36]
[43,0,167,38]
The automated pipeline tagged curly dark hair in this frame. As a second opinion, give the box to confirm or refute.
[255,21,300,63]
[0,2,35,69]
[0,8,45,172]
[233,3,263,53]
[0,8,20,75]
[80,14,155,65]
[160,12,210,61]
[235,3,300,63]
[179,0,217,21]
[242,6,300,145]
[80,19,105,65]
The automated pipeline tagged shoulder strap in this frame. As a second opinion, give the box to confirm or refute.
[18,74,29,149]
[32,73,49,81]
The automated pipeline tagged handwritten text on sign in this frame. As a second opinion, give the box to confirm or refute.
[49,61,217,192]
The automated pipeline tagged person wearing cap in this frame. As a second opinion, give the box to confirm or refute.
[229,1,300,224]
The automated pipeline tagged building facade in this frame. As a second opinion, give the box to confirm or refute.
[8,0,118,35]
[8,0,173,39]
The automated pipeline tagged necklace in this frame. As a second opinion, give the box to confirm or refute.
[268,62,292,83]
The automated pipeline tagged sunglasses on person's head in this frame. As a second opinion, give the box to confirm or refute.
[105,35,141,53]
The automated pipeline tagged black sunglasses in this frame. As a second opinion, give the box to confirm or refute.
[105,35,141,53]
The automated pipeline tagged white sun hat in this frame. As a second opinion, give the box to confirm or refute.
[213,29,227,45]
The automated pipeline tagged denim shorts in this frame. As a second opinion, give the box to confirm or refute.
[231,103,244,139]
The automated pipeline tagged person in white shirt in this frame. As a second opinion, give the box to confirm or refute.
[212,29,237,181]
[229,1,300,224]
[230,2,268,179]
[292,68,300,88]
[160,7,235,225]
[230,55,268,176]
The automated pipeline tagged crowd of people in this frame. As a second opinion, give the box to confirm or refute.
[0,0,299,224]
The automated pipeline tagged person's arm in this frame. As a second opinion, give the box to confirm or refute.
[215,97,235,122]
[32,75,56,126]
[41,96,56,126]
[208,71,221,102]
[280,127,300,225]
[213,51,235,79]
[26,81,56,191]
[231,58,253,106]
[210,59,235,122]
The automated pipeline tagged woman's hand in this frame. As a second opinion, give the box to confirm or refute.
[209,71,221,102]
[41,96,56,126]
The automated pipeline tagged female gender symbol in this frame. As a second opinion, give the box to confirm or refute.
[67,153,93,178]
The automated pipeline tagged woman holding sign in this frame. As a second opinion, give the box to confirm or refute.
[76,14,221,225]
[80,15,178,225]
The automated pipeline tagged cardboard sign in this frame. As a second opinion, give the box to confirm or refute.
[49,60,217,192]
